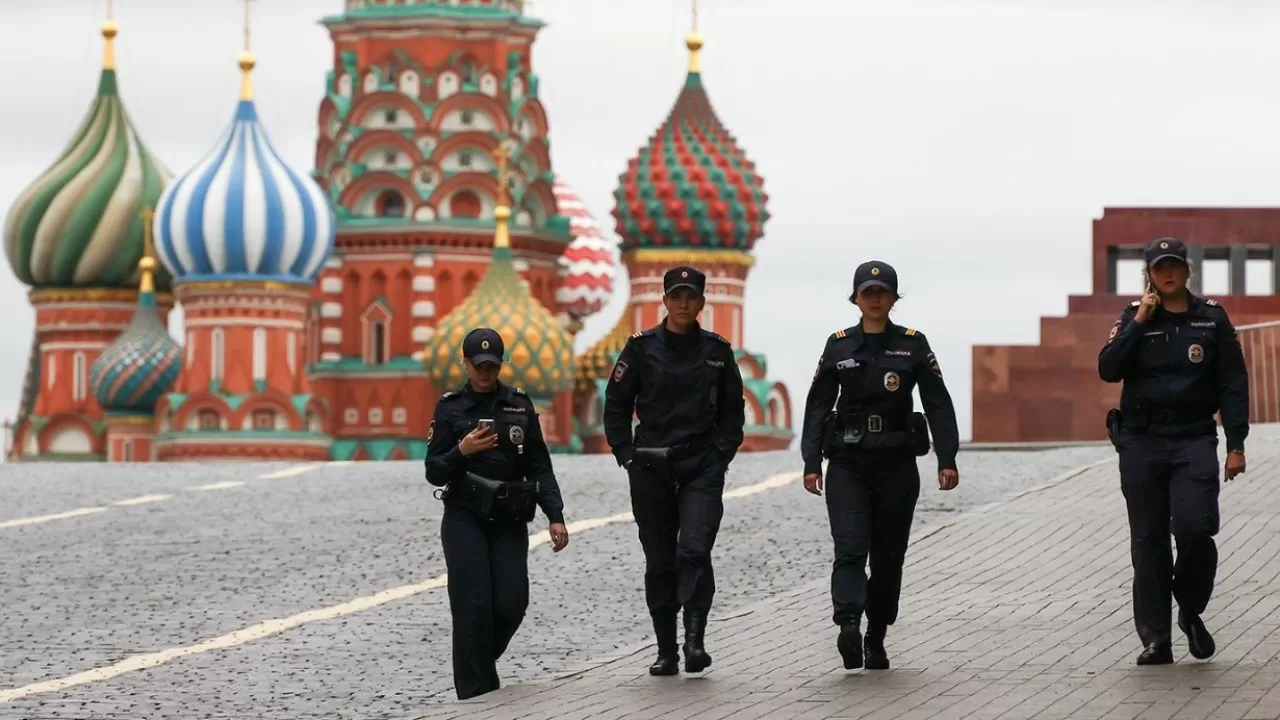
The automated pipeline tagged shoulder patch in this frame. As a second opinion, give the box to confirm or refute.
[426,419,435,441]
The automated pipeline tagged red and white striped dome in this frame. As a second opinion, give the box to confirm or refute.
[554,179,616,321]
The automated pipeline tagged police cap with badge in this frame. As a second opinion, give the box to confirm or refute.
[1146,237,1188,268]
[664,266,706,297]
[463,327,505,366]
[850,260,899,300]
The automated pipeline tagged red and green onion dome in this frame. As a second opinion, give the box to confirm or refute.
[612,31,769,252]
[3,18,172,290]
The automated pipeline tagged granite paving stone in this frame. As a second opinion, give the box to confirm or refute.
[2,443,1117,717]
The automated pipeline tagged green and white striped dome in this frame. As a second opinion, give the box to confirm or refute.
[3,19,172,290]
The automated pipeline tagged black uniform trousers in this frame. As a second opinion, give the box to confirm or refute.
[824,451,921,629]
[1117,433,1220,647]
[628,449,726,629]
[441,505,530,700]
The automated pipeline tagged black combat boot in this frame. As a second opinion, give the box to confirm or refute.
[837,624,863,670]
[649,614,680,676]
[683,610,712,673]
[864,623,889,670]
[1136,641,1173,666]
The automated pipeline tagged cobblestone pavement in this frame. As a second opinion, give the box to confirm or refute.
[407,428,1280,720]
[0,444,1111,718]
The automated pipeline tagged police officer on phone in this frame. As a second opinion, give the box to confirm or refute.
[425,327,570,700]
[800,260,960,671]
[1099,236,1249,666]
[603,265,746,677]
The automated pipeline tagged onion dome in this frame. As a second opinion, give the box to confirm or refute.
[574,314,633,395]
[90,212,182,413]
[612,25,769,252]
[3,14,172,290]
[153,39,335,285]
[554,180,616,323]
[427,146,574,397]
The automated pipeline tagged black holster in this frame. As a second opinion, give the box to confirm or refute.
[907,413,932,457]
[448,471,537,522]
[632,446,677,491]
[1105,408,1122,449]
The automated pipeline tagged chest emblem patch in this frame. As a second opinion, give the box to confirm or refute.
[1189,344,1204,363]
[509,425,525,444]
[884,371,901,392]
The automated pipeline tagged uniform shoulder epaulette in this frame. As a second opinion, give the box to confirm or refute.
[702,329,731,344]
[1206,299,1220,306]
[831,326,856,340]
[902,327,918,336]
[631,328,656,340]
[510,386,527,396]
[439,390,459,402]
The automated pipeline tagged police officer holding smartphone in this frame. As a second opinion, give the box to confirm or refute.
[603,265,746,677]
[1099,236,1249,665]
[425,327,570,699]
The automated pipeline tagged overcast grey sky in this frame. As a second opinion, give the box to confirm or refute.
[4,0,1280,442]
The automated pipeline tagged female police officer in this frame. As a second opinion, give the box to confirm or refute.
[800,260,960,671]
[1098,236,1248,666]
[425,327,570,699]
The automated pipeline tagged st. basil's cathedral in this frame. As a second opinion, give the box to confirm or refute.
[2,0,793,463]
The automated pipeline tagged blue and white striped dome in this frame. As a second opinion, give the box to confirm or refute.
[153,100,335,285]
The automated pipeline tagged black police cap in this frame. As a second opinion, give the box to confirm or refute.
[663,266,706,296]
[462,328,505,366]
[1145,237,1188,268]
[852,260,899,296]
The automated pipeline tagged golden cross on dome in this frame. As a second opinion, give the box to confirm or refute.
[102,0,119,70]
[239,0,257,100]
[686,0,704,74]
[139,208,156,294]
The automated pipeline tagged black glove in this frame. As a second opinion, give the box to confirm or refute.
[614,445,635,468]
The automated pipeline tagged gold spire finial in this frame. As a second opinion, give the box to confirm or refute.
[686,0,704,74]
[238,0,256,101]
[139,208,156,294]
[102,0,119,71]
[492,143,512,250]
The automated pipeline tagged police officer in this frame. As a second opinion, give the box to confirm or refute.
[1098,236,1249,666]
[424,327,570,699]
[800,260,960,671]
[603,265,746,677]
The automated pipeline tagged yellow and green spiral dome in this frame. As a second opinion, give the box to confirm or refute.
[426,245,575,398]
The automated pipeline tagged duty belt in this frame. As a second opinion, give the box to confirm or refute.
[843,413,911,433]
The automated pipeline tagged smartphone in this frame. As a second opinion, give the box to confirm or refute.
[477,419,494,434]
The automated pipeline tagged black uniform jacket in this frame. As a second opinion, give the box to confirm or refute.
[1098,294,1249,452]
[602,321,746,466]
[800,321,960,477]
[424,381,566,524]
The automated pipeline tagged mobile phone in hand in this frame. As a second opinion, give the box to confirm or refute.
[477,419,494,434]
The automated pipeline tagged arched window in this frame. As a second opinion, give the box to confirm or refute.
[371,321,387,365]
[449,190,481,219]
[211,329,225,382]
[377,190,406,218]
[253,327,267,382]
[73,352,86,401]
